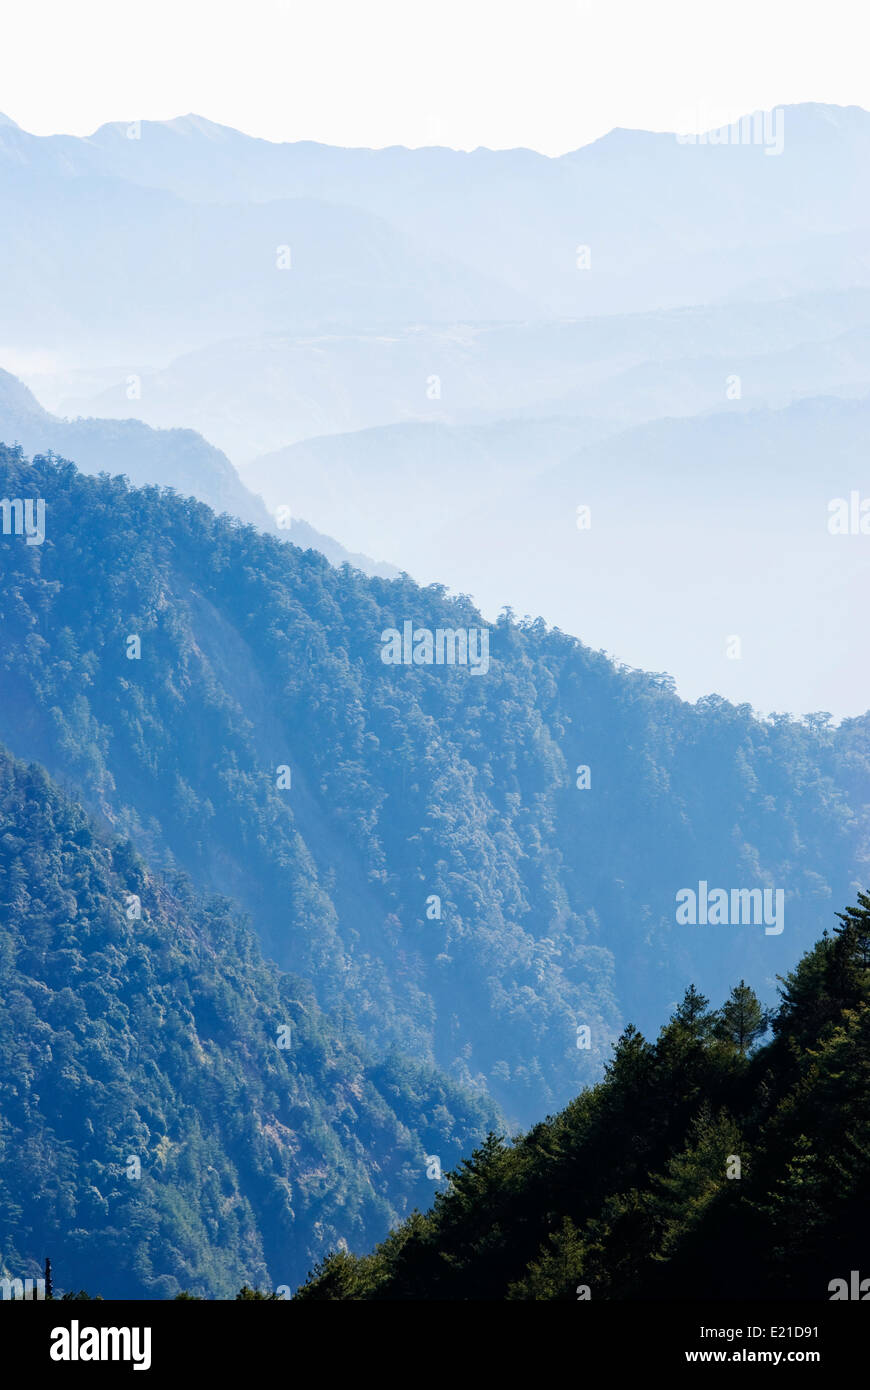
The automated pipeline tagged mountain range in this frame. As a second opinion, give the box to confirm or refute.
[5,102,870,332]
[2,97,869,1299]
[5,104,869,711]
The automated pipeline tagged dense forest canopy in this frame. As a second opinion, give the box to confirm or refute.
[0,747,496,1297]
[0,445,868,1133]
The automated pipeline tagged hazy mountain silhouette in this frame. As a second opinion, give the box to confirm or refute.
[0,368,398,578]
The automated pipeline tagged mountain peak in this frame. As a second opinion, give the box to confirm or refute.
[90,112,243,144]
[162,113,238,138]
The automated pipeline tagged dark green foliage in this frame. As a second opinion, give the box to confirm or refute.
[0,747,497,1298]
[297,899,870,1299]
[713,980,769,1053]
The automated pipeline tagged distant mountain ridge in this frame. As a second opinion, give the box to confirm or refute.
[58,285,870,462]
[0,368,398,579]
[4,102,870,329]
[231,387,870,715]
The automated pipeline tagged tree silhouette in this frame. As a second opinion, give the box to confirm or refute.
[713,980,768,1054]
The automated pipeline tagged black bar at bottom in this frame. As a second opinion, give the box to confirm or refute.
[1,1297,865,1375]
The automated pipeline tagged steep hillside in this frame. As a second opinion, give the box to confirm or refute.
[1,444,868,1126]
[297,896,870,1300]
[0,747,496,1298]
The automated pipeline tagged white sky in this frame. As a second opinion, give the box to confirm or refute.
[0,0,868,154]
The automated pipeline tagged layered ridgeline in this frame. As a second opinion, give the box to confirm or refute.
[0,368,397,579]
[297,899,870,1300]
[0,747,496,1298]
[4,105,870,354]
[1,445,868,1125]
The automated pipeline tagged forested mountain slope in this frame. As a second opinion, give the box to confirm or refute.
[297,897,870,1300]
[1,444,867,1126]
[0,748,496,1298]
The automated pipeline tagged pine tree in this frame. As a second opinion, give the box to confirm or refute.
[835,889,870,968]
[605,1024,654,1089]
[674,984,711,1030]
[713,980,768,1054]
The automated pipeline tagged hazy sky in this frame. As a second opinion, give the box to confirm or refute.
[1,0,868,153]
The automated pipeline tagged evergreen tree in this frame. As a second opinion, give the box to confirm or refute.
[673,984,713,1034]
[835,889,870,967]
[713,980,768,1054]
